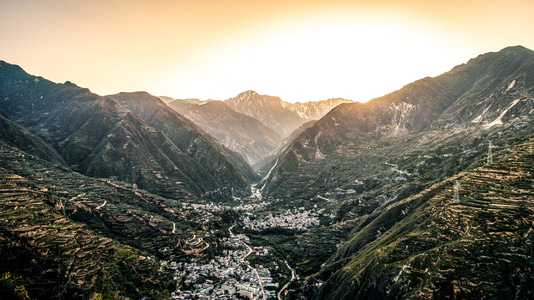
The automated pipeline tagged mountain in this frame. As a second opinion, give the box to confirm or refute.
[255,45,534,298]
[158,95,179,103]
[165,93,351,169]
[108,92,258,195]
[225,90,307,139]
[260,46,534,198]
[2,46,534,299]
[224,91,353,140]
[254,120,316,176]
[0,138,215,299]
[309,136,534,299]
[165,92,352,169]
[0,61,256,199]
[167,99,283,167]
[0,112,66,166]
[282,98,354,120]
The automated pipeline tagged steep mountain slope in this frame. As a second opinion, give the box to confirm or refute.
[260,46,534,199]
[108,92,258,194]
[282,98,354,120]
[167,92,352,169]
[158,95,179,103]
[308,136,534,299]
[225,90,308,138]
[225,91,353,140]
[253,45,534,298]
[0,112,66,166]
[166,97,198,115]
[0,140,216,299]
[255,120,316,176]
[167,99,283,166]
[0,61,255,199]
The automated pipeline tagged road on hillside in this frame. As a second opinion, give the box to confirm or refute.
[278,260,296,300]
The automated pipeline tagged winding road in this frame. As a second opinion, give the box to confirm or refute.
[277,260,296,300]
[95,200,106,210]
[228,224,266,300]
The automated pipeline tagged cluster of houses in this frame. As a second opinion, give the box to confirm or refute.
[231,201,269,212]
[180,200,269,213]
[167,236,278,299]
[242,207,325,232]
[160,193,311,299]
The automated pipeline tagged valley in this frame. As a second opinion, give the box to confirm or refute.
[1,46,534,299]
[0,142,328,299]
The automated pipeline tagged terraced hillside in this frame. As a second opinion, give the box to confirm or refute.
[0,142,223,299]
[0,171,170,298]
[308,136,534,299]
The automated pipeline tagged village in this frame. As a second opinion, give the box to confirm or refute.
[241,207,325,232]
[160,189,332,299]
[165,225,284,300]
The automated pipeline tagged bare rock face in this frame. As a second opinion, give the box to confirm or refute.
[282,98,354,120]
[225,90,307,139]
[225,90,354,139]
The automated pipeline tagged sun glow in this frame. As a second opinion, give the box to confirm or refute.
[158,12,474,102]
[2,0,532,103]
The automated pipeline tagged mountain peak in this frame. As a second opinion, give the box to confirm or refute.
[241,90,260,96]
[501,44,532,53]
[233,90,283,104]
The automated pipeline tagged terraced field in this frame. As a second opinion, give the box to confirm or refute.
[0,144,213,299]
[309,137,534,299]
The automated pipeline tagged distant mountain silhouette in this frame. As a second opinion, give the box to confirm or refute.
[168,99,282,167]
[166,92,352,169]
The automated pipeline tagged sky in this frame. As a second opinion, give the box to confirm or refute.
[1,0,534,103]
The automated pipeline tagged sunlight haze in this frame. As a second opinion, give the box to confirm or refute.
[1,0,533,102]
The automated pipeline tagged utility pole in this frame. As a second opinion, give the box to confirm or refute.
[487,140,493,165]
[453,180,460,204]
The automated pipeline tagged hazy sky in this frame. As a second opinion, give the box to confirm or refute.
[1,0,533,102]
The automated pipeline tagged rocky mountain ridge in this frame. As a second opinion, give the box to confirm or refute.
[260,46,534,197]
[166,92,352,169]
[0,61,256,200]
[254,45,534,299]
[281,97,354,120]
[225,90,353,139]
[167,99,283,167]
[108,92,257,193]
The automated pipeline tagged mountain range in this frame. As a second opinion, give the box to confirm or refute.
[166,91,352,169]
[167,98,283,168]
[259,45,534,299]
[260,46,534,197]
[1,45,534,299]
[0,63,257,200]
